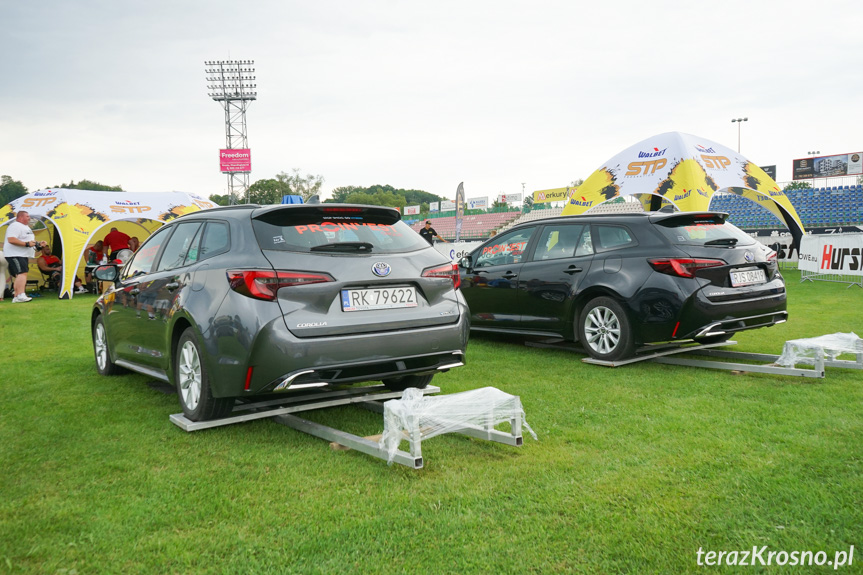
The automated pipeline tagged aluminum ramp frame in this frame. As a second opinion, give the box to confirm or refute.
[528,339,863,378]
[169,384,527,469]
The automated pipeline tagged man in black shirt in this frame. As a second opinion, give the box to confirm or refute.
[419,221,448,245]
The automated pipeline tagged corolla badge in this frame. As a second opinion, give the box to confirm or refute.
[744,250,754,262]
[372,262,392,277]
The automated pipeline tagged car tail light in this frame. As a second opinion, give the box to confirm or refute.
[422,263,460,289]
[648,258,725,278]
[227,270,334,301]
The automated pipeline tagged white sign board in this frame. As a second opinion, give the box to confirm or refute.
[798,233,863,276]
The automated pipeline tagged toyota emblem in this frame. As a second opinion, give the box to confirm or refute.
[372,262,392,277]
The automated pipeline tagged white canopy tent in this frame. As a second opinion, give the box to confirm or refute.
[1,189,217,299]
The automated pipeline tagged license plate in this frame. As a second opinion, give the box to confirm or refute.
[341,287,418,312]
[730,268,766,287]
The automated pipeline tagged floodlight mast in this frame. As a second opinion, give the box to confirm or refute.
[205,60,257,204]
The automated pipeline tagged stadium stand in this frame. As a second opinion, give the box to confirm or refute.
[406,184,862,241]
[710,185,863,229]
[409,210,522,240]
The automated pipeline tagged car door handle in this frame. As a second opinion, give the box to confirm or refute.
[502,271,518,279]
[166,282,180,292]
[564,266,583,274]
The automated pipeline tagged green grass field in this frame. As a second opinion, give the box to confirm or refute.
[1,270,861,574]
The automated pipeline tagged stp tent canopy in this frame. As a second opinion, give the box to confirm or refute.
[1,189,216,299]
[558,132,806,249]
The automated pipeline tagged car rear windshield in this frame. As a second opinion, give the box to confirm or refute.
[653,214,756,247]
[251,206,429,254]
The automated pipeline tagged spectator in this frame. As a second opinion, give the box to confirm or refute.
[419,220,448,245]
[103,227,131,259]
[2,210,46,303]
[0,248,7,301]
[128,236,140,252]
[37,245,87,294]
[87,240,106,265]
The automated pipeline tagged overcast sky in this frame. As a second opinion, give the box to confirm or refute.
[3,1,861,203]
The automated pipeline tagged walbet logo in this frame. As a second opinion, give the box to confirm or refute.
[821,245,861,270]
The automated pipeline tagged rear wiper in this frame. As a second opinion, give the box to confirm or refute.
[310,242,374,253]
[703,238,738,246]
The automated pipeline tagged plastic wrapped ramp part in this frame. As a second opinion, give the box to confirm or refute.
[776,332,863,368]
[380,386,537,465]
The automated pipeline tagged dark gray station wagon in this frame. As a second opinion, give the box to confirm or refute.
[92,204,468,421]
[458,211,787,361]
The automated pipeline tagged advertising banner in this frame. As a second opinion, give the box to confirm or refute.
[533,187,568,204]
[467,196,488,210]
[760,165,777,181]
[433,241,484,263]
[404,205,420,215]
[441,199,455,211]
[498,193,523,204]
[455,182,465,242]
[429,201,439,212]
[219,148,252,173]
[798,233,863,276]
[793,152,863,180]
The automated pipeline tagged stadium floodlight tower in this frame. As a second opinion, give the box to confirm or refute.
[205,60,257,204]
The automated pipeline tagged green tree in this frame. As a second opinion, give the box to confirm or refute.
[329,186,366,203]
[248,177,291,204]
[0,175,28,206]
[491,199,509,209]
[208,193,236,206]
[343,190,407,209]
[783,181,812,192]
[53,179,123,191]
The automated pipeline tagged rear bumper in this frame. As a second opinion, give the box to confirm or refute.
[219,313,470,397]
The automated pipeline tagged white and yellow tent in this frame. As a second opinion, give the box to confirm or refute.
[554,132,805,249]
[1,189,216,299]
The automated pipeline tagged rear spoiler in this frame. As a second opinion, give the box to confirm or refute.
[647,211,729,225]
[252,204,402,225]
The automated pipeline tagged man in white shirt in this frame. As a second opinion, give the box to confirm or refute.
[2,211,46,303]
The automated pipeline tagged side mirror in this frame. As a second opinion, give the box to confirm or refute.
[458,255,472,270]
[94,265,120,283]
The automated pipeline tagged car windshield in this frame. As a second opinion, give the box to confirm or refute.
[252,206,429,254]
[654,215,756,247]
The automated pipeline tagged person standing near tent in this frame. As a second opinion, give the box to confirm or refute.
[0,248,8,301]
[3,210,46,303]
[103,227,130,260]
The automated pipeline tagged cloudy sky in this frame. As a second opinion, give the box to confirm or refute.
[3,1,861,202]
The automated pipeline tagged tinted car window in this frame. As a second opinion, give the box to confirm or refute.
[198,221,230,260]
[534,224,588,261]
[253,208,427,253]
[595,225,635,251]
[122,226,172,280]
[474,228,535,267]
[156,222,203,272]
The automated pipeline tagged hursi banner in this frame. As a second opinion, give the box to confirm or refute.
[798,233,863,276]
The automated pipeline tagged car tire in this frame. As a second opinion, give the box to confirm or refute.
[578,297,635,361]
[93,314,126,376]
[175,328,234,421]
[382,374,434,392]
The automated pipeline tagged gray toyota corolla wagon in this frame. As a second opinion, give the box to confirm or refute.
[91,204,468,421]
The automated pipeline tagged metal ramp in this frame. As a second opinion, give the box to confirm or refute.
[527,338,863,378]
[170,384,528,469]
